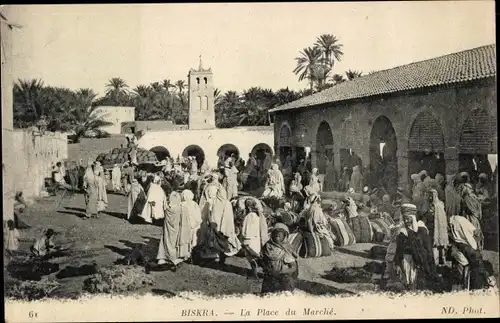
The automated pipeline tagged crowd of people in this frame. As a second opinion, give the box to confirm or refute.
[5,140,498,295]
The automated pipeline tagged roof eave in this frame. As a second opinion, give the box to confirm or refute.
[269,76,496,114]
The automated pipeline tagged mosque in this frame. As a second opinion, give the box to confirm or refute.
[136,58,275,169]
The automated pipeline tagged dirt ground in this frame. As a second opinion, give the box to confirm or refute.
[6,190,499,299]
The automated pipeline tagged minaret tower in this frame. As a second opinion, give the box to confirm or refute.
[187,56,215,130]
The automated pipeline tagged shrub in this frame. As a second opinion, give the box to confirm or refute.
[5,277,60,300]
[83,265,154,294]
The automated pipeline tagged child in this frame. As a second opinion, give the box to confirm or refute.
[5,220,21,256]
[31,229,56,257]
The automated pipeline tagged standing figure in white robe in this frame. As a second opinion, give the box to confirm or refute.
[224,161,239,200]
[111,164,122,192]
[199,183,241,263]
[309,168,322,194]
[94,161,108,213]
[241,198,269,278]
[157,192,192,269]
[262,163,285,199]
[127,178,146,221]
[181,189,202,250]
[139,175,167,224]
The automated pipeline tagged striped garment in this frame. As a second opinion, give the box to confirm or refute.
[300,231,333,258]
[328,217,356,246]
[287,231,303,255]
[370,218,392,243]
[350,216,374,243]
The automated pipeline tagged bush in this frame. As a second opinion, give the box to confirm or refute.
[5,277,60,300]
[83,265,154,294]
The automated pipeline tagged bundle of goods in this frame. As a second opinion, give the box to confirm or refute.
[274,208,299,228]
[260,196,286,212]
[349,213,374,243]
[82,265,154,294]
[328,215,356,247]
[368,213,396,243]
[300,231,334,258]
[4,277,60,300]
[96,148,158,168]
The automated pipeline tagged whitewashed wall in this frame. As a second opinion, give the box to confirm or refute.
[95,106,135,134]
[137,127,274,168]
[10,131,68,201]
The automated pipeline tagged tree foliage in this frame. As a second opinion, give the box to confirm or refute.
[14,36,364,133]
[294,33,364,93]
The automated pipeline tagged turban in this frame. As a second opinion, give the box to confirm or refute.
[401,203,417,217]
[272,223,290,235]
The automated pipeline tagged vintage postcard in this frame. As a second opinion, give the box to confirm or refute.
[2,1,499,322]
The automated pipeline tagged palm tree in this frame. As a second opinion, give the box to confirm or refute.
[105,77,128,96]
[293,47,323,92]
[13,79,45,121]
[331,74,346,85]
[314,34,344,68]
[345,69,363,80]
[150,81,164,93]
[220,91,240,105]
[104,77,130,106]
[70,105,114,143]
[162,79,175,92]
[236,101,269,126]
[176,80,185,94]
[75,88,98,108]
[213,88,222,105]
[133,85,153,98]
[215,91,241,127]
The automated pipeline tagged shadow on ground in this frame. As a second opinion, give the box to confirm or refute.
[200,259,353,296]
[104,236,160,262]
[58,207,86,218]
[335,247,372,259]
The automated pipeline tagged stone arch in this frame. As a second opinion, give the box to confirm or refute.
[277,123,292,164]
[458,108,497,181]
[182,145,205,167]
[315,121,334,174]
[251,143,273,164]
[408,111,446,179]
[217,143,240,161]
[369,115,398,193]
[150,146,171,161]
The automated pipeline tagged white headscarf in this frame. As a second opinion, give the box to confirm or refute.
[181,189,194,202]
[449,215,478,250]
[344,196,358,219]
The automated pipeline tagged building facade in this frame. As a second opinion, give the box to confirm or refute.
[2,9,15,222]
[188,57,216,130]
[270,45,497,192]
[137,58,274,168]
[95,106,135,134]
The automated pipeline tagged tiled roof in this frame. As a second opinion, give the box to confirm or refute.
[270,44,496,113]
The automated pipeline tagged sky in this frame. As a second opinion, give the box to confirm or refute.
[5,2,496,96]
